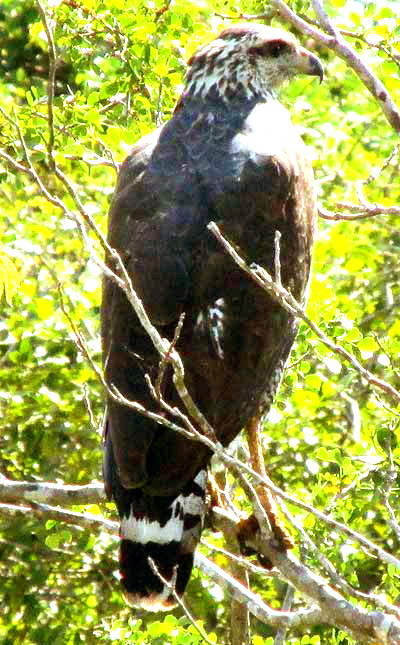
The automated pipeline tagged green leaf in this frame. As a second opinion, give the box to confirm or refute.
[85,107,101,127]
[376,428,397,451]
[305,373,322,389]
[357,336,379,351]
[36,298,54,320]
[0,251,19,304]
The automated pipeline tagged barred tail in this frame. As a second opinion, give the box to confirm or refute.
[119,469,207,611]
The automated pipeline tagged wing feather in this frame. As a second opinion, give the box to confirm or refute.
[102,95,316,492]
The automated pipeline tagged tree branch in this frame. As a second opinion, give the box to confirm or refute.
[253,535,400,644]
[0,500,117,535]
[210,508,400,645]
[319,204,400,221]
[0,476,104,506]
[195,551,324,631]
[2,476,400,641]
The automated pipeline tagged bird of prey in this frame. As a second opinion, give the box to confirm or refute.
[102,23,322,611]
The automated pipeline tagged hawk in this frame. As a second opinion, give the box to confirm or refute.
[102,23,322,611]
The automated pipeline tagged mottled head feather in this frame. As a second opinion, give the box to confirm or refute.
[182,23,323,104]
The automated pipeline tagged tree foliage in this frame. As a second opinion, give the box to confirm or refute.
[0,0,400,643]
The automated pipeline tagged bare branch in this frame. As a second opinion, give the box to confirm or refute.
[210,508,400,644]
[63,154,117,170]
[58,283,399,578]
[381,446,400,543]
[0,109,74,218]
[335,202,400,217]
[251,534,400,644]
[4,396,399,573]
[155,312,185,400]
[56,264,211,446]
[36,1,56,160]
[0,107,111,281]
[3,475,400,640]
[148,558,216,645]
[101,245,219,443]
[201,538,271,576]
[339,30,400,72]
[269,0,334,46]
[198,515,400,644]
[36,2,111,253]
[279,493,400,619]
[311,0,400,132]
[274,585,295,645]
[1,501,118,535]
[194,551,324,631]
[246,415,294,549]
[362,144,400,185]
[222,504,251,645]
[214,10,274,22]
[274,230,282,288]
[318,205,400,221]
[0,477,104,506]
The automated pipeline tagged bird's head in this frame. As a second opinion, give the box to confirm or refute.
[183,23,323,103]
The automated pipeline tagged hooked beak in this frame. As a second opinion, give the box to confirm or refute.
[296,47,324,83]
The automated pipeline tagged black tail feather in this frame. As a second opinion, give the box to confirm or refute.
[118,470,207,611]
[120,540,194,610]
[103,417,207,609]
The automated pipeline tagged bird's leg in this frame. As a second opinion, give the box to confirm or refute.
[207,472,226,510]
[243,415,294,551]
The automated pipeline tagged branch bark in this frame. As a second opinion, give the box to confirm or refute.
[210,508,400,645]
[0,477,104,506]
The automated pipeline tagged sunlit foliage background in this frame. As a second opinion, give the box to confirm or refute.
[0,0,399,643]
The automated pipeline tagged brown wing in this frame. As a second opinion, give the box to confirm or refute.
[102,97,316,499]
[102,116,214,497]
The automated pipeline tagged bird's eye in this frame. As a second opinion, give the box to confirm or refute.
[249,40,289,58]
[269,42,284,57]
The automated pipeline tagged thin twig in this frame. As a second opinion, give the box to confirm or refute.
[381,444,400,543]
[0,109,109,260]
[274,584,295,644]
[274,230,282,287]
[83,383,99,435]
[201,539,271,576]
[36,1,56,161]
[336,202,400,217]
[148,558,216,645]
[318,205,400,221]
[36,4,112,253]
[155,312,185,400]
